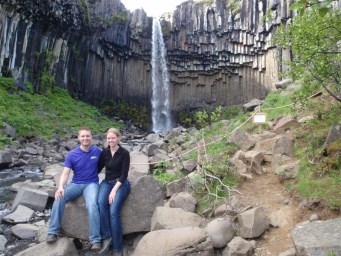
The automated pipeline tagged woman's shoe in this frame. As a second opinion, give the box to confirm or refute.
[99,238,112,254]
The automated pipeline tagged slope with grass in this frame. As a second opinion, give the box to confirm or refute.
[0,77,123,149]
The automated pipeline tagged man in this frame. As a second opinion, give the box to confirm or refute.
[46,127,102,250]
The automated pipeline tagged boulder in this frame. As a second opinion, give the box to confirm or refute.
[12,185,49,212]
[205,218,235,248]
[61,174,164,240]
[132,227,214,256]
[0,235,7,253]
[237,206,269,238]
[168,192,197,213]
[14,237,78,256]
[228,129,256,151]
[273,115,299,134]
[11,223,39,239]
[130,153,150,175]
[3,205,34,224]
[323,123,341,149]
[151,207,206,231]
[43,164,63,179]
[0,151,12,169]
[224,236,254,256]
[272,135,294,157]
[291,218,341,256]
[165,177,190,197]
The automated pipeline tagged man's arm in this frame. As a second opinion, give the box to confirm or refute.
[54,167,71,200]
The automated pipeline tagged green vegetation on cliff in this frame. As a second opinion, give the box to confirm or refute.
[0,77,122,148]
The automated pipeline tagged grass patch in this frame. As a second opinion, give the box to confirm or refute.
[293,95,341,208]
[0,77,123,146]
[261,92,294,120]
[296,174,341,209]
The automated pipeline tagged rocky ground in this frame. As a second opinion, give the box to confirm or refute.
[235,165,340,256]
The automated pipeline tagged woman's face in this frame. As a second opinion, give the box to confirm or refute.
[107,132,119,147]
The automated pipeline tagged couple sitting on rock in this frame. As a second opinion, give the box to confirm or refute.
[46,127,131,256]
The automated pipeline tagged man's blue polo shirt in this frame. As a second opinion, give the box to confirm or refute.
[64,145,102,184]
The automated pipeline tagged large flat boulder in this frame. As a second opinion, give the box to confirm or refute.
[292,218,341,256]
[132,227,214,256]
[14,237,78,256]
[61,174,164,240]
[12,185,49,212]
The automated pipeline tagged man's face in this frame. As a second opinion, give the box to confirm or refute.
[78,130,92,147]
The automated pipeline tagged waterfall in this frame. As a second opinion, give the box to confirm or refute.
[151,18,173,132]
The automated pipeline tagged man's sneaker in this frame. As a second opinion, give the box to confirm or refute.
[91,242,101,251]
[46,234,57,243]
[99,238,112,254]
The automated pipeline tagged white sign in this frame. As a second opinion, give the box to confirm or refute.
[253,113,267,124]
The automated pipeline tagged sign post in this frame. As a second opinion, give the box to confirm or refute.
[252,111,267,134]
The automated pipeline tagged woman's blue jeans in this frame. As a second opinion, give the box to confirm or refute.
[47,182,101,244]
[98,179,131,253]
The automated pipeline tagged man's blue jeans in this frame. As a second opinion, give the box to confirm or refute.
[98,179,131,253]
[47,182,101,244]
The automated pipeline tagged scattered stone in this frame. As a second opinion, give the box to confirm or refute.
[292,218,341,255]
[205,217,234,248]
[3,205,34,224]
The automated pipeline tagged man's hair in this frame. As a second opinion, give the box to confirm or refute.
[78,127,91,135]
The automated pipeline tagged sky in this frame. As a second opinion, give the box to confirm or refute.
[121,0,186,17]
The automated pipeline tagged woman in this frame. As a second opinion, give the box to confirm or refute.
[98,128,131,256]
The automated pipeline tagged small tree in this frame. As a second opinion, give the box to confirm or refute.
[274,9,341,102]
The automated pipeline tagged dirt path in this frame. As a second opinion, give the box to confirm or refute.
[234,167,306,255]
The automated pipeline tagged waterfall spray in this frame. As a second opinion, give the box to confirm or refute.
[151,18,173,132]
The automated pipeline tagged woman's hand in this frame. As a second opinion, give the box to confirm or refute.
[108,189,117,204]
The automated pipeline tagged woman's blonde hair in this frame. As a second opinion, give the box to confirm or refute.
[106,127,121,144]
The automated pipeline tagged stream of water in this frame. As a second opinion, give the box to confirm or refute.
[0,166,44,222]
[0,166,44,255]
[151,18,173,132]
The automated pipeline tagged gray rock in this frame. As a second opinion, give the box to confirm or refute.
[169,192,197,213]
[228,129,256,151]
[0,151,12,169]
[12,185,49,212]
[273,116,299,134]
[225,236,254,256]
[278,247,296,256]
[292,218,341,256]
[243,99,263,112]
[151,207,206,231]
[132,227,214,256]
[273,135,294,157]
[275,78,293,89]
[238,206,270,238]
[2,122,16,137]
[11,224,39,239]
[323,123,341,150]
[3,205,34,224]
[43,164,63,179]
[14,237,78,256]
[205,218,234,248]
[0,235,7,253]
[181,159,197,173]
[165,177,190,198]
[61,174,164,240]
[130,153,150,175]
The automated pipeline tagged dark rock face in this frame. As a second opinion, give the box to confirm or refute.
[164,0,292,110]
[0,0,291,111]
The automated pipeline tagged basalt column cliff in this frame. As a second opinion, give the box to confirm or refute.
[0,0,291,111]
